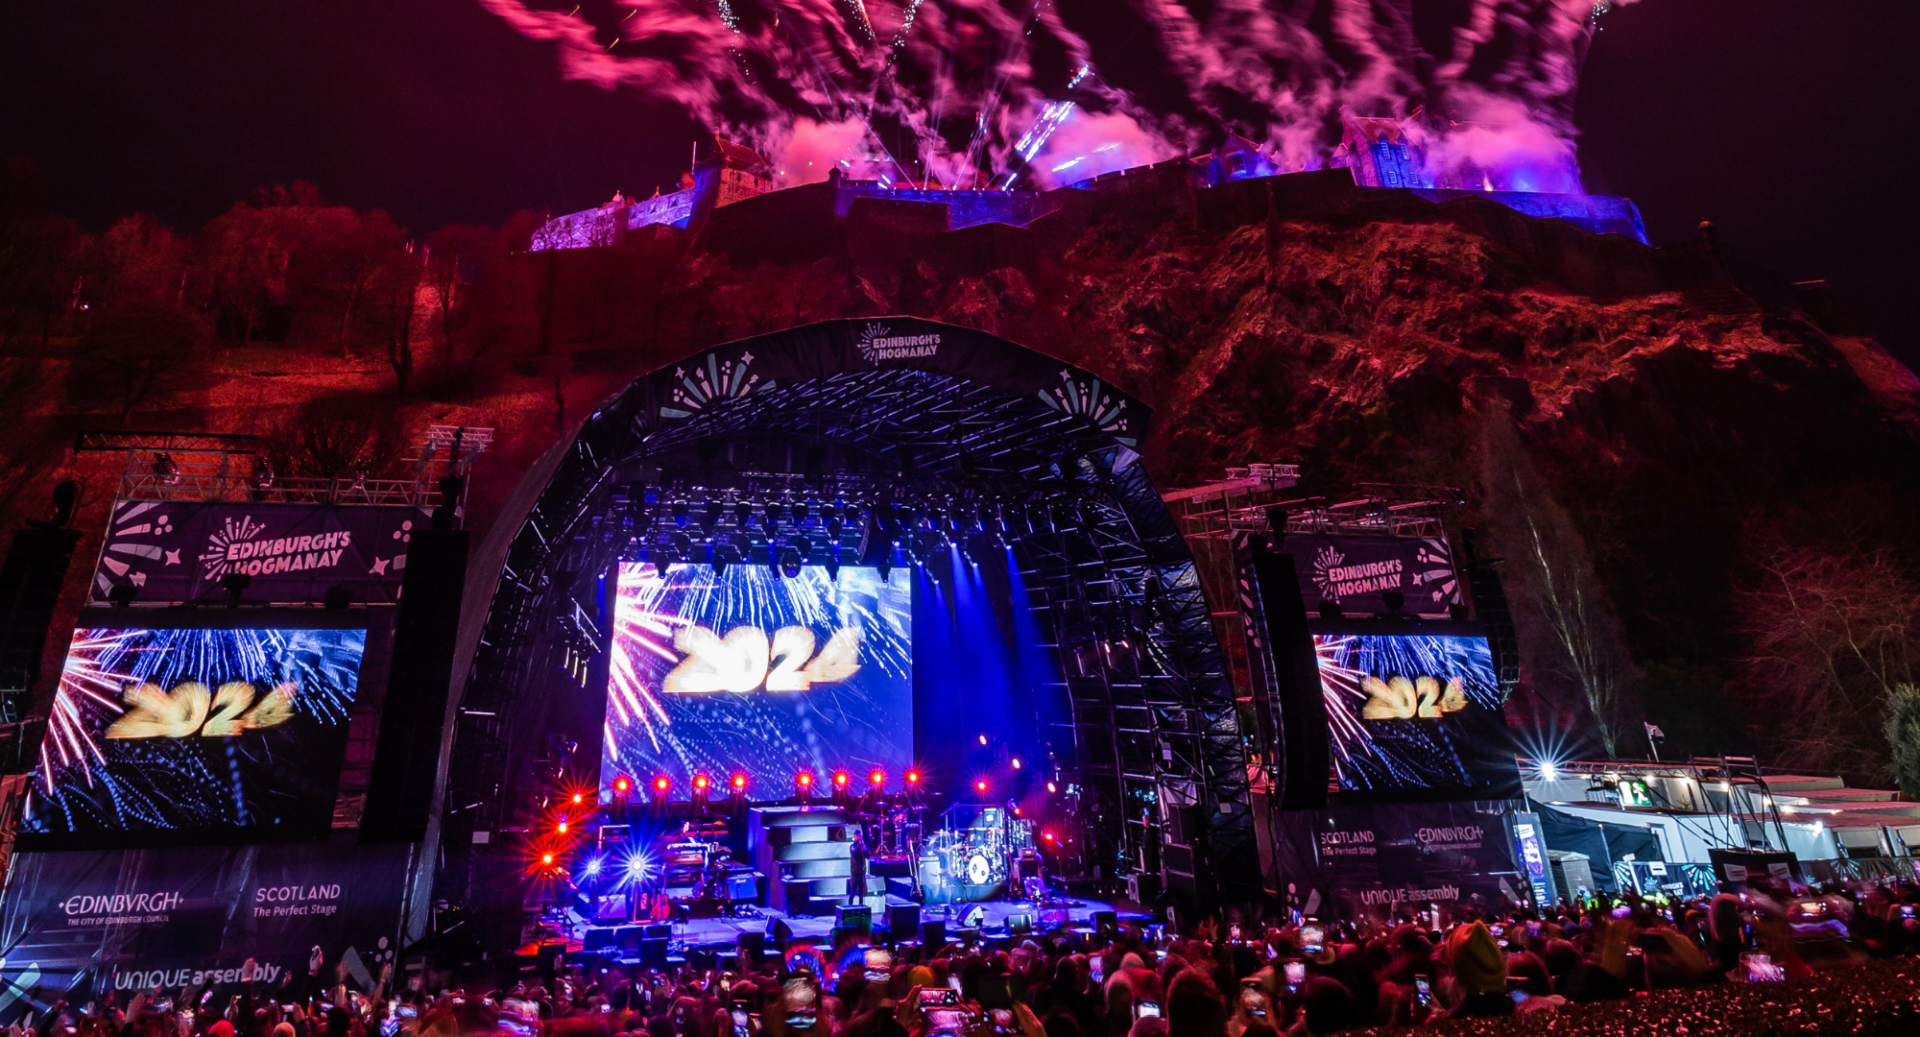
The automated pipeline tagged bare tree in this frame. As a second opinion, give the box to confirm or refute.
[1479,409,1639,756]
[1889,684,1920,799]
[1739,531,1920,780]
[63,300,205,423]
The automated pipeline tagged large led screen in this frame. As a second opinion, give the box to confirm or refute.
[607,563,911,795]
[1314,633,1517,799]
[24,626,368,843]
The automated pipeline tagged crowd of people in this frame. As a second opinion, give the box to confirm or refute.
[19,882,1920,1037]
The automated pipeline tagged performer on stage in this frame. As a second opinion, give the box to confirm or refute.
[847,830,869,906]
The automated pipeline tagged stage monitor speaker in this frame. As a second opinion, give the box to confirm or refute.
[583,927,618,951]
[886,904,920,937]
[638,938,670,968]
[617,926,643,951]
[835,903,872,933]
[361,529,470,841]
[645,923,672,940]
[1251,548,1329,810]
[920,921,946,949]
[768,918,794,948]
[1006,913,1033,936]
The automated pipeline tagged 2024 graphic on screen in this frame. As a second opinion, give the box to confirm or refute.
[663,624,862,694]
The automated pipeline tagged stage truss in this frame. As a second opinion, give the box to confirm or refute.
[443,320,1255,929]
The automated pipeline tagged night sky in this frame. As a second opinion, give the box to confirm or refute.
[7,0,1917,357]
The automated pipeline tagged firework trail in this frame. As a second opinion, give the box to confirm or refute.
[477,0,1639,191]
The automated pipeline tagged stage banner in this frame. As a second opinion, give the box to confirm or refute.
[0,842,416,1018]
[91,502,429,605]
[1290,803,1526,920]
[1283,534,1461,615]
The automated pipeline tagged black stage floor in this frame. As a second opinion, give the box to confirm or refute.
[570,895,1148,958]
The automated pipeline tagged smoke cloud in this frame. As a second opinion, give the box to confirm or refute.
[476,0,1643,193]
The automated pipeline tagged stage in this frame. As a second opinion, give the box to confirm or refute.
[564,893,1149,962]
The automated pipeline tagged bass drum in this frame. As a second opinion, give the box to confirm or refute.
[965,851,993,886]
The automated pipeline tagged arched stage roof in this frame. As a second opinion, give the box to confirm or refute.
[435,318,1255,918]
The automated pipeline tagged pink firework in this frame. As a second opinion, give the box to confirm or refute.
[42,630,139,787]
[606,563,691,760]
[1311,634,1370,762]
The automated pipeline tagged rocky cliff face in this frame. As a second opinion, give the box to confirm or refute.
[10,195,1919,773]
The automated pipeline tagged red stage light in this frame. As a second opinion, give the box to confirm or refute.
[653,776,670,793]
[731,773,748,790]
[906,771,921,785]
[541,853,555,865]
[557,818,569,833]
[1042,830,1056,843]
[975,780,988,793]
[833,771,850,788]
[614,777,632,794]
[797,773,813,788]
[694,775,711,792]
[571,792,584,805]
[869,770,885,787]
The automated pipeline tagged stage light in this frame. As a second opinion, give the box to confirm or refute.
[979,734,988,745]
[704,501,723,533]
[735,501,753,528]
[556,817,569,834]
[731,773,748,792]
[869,770,885,789]
[1042,830,1056,843]
[781,546,803,579]
[571,792,584,805]
[585,857,601,875]
[626,853,651,879]
[796,772,814,798]
[541,853,555,866]
[975,779,988,793]
[694,774,711,792]
[906,770,921,786]
[220,572,252,609]
[765,502,785,529]
[1046,782,1057,794]
[652,775,670,800]
[1011,757,1022,770]
[672,501,689,527]
[1539,760,1559,782]
[833,771,850,789]
[613,776,632,796]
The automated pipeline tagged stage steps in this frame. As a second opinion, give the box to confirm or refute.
[750,805,882,917]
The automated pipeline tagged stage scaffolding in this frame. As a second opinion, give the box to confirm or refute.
[444,320,1257,938]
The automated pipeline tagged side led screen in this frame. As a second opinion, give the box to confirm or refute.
[25,626,368,842]
[1313,633,1517,798]
[606,563,912,796]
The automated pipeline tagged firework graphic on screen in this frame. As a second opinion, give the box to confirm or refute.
[606,563,911,795]
[25,626,367,839]
[1313,634,1503,795]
